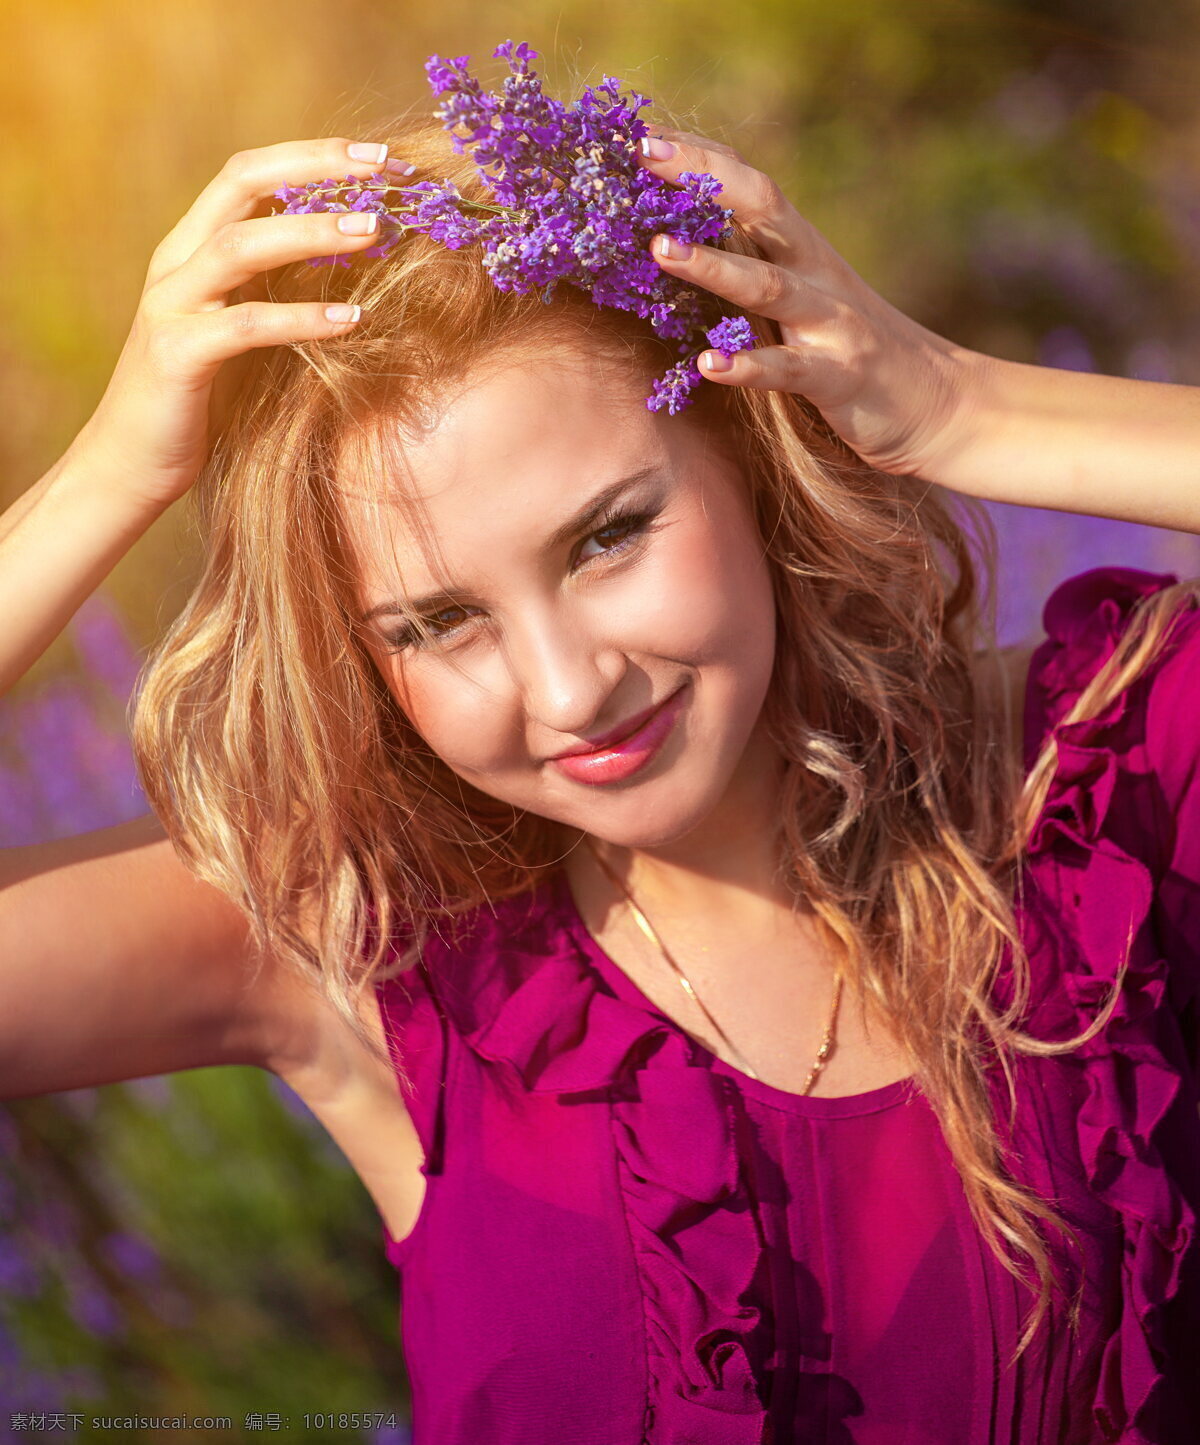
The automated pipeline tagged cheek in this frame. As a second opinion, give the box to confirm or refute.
[385,665,518,772]
[649,507,776,672]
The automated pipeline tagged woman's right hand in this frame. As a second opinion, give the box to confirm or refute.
[74,136,405,510]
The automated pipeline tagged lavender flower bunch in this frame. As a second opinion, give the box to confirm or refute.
[275,40,756,414]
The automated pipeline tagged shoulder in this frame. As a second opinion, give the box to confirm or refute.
[1023,565,1198,765]
[1017,564,1200,904]
[1142,602,1200,796]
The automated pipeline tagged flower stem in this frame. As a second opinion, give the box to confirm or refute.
[292,181,519,220]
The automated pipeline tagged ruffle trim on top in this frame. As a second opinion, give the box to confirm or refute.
[428,876,773,1444]
[1022,566,1198,1442]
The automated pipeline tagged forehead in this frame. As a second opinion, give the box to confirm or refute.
[334,352,695,585]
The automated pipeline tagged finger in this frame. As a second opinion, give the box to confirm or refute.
[149,211,385,313]
[142,300,366,388]
[693,339,850,407]
[636,132,827,276]
[644,127,743,165]
[147,137,411,285]
[650,233,839,334]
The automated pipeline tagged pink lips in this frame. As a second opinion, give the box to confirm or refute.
[548,685,688,785]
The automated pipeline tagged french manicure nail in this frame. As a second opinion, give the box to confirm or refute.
[337,212,379,235]
[701,350,733,373]
[347,141,388,164]
[640,136,675,160]
[657,235,692,261]
[385,158,418,177]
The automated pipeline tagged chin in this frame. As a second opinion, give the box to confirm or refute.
[584,815,709,852]
[546,759,741,853]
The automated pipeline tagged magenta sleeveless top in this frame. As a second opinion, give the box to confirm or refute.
[372,567,1200,1444]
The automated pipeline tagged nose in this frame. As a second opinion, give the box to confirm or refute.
[503,601,627,742]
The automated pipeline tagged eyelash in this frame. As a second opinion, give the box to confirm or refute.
[383,505,660,654]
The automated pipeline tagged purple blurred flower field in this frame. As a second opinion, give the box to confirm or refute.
[0,595,147,847]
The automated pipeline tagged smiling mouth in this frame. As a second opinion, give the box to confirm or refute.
[549,692,678,761]
[545,684,689,786]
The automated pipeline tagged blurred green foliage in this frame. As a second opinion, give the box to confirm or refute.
[3,1073,408,1434]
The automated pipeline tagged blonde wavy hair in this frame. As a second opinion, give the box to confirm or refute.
[132,112,1199,1363]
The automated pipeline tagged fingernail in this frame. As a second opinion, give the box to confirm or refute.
[385,158,418,177]
[657,235,692,261]
[337,212,379,235]
[325,304,362,324]
[640,136,675,161]
[701,350,733,373]
[347,141,388,164]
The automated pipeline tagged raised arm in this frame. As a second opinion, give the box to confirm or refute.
[905,359,1200,534]
[0,448,175,695]
[636,131,1200,536]
[0,136,403,1090]
[0,134,396,697]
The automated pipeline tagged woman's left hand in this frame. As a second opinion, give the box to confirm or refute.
[639,130,982,480]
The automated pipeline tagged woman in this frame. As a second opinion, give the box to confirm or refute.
[2,45,1199,1443]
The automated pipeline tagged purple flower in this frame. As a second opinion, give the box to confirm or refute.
[9,679,144,837]
[0,1233,42,1298]
[424,53,473,96]
[64,1266,124,1339]
[369,1426,412,1445]
[100,1229,162,1284]
[492,40,537,70]
[57,1088,100,1122]
[0,1317,23,1366]
[706,316,756,357]
[277,40,757,410]
[71,594,142,704]
[648,356,705,415]
[271,174,408,267]
[0,761,39,846]
[1038,324,1095,373]
[122,1074,174,1110]
[0,1365,64,1413]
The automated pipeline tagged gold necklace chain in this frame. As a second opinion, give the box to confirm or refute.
[583,840,843,1095]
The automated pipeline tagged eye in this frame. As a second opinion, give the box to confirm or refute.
[575,507,657,566]
[383,604,482,654]
[383,506,659,655]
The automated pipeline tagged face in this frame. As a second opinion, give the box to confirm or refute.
[341,347,781,854]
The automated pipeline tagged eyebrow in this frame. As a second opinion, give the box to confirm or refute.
[358,465,665,624]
